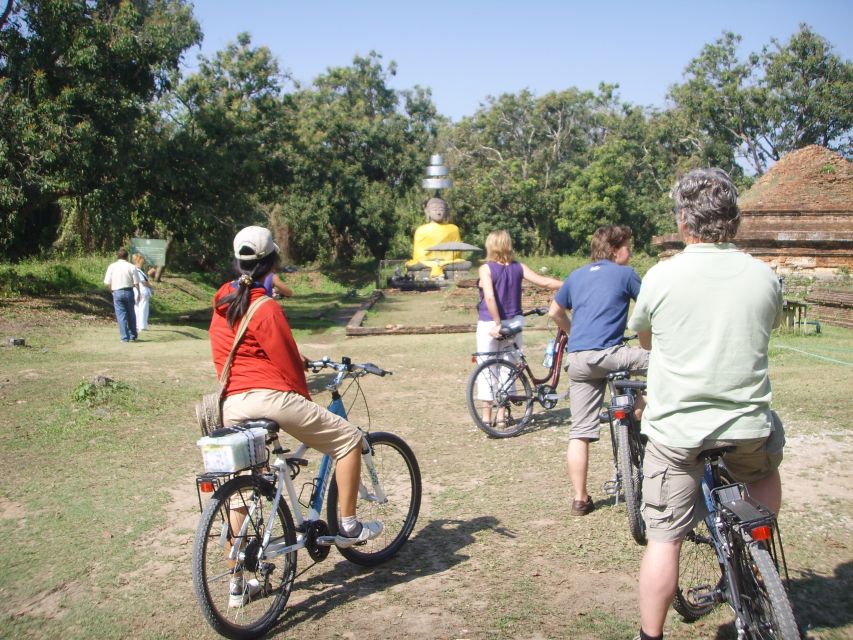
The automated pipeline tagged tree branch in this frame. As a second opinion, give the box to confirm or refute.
[0,0,13,31]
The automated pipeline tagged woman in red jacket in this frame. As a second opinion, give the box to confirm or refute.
[210,227,382,603]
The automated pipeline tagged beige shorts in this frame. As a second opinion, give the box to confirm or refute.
[567,344,649,441]
[223,389,363,460]
[642,412,785,542]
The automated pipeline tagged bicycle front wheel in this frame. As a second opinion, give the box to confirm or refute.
[674,519,722,621]
[465,358,534,438]
[738,542,799,639]
[327,431,422,566]
[615,421,645,545]
[192,475,297,640]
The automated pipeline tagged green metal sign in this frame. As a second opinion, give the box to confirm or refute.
[130,238,167,267]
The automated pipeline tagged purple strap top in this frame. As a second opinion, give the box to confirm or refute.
[478,261,523,321]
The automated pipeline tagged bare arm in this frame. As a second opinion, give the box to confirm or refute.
[637,330,652,350]
[548,299,571,335]
[520,263,563,290]
[272,273,293,298]
[479,263,503,337]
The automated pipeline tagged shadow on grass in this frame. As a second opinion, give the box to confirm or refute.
[270,516,510,633]
[706,560,853,639]
[153,292,363,333]
[519,406,572,435]
[0,290,115,315]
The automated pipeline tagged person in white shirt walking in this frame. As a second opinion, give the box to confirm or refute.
[103,249,140,342]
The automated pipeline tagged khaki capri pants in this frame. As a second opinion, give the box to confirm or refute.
[642,411,785,543]
[566,344,649,441]
[223,389,363,461]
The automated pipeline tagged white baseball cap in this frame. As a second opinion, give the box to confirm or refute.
[233,226,279,260]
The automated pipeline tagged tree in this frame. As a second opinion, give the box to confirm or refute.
[448,85,620,254]
[278,52,438,263]
[668,26,852,175]
[762,24,853,157]
[0,0,201,259]
[131,33,293,269]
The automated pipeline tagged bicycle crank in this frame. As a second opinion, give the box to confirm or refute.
[536,384,558,409]
[304,520,332,561]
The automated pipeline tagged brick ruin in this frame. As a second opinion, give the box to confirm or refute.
[652,146,852,327]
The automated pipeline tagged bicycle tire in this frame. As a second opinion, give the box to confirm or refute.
[327,431,421,566]
[192,475,297,640]
[673,519,722,621]
[465,358,534,438]
[615,420,646,545]
[738,542,800,639]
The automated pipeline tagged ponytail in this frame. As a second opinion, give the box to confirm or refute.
[218,253,277,328]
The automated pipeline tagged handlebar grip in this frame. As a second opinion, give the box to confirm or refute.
[362,362,390,376]
[523,307,549,317]
[614,380,647,391]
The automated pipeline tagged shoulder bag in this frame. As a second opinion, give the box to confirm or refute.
[195,295,271,435]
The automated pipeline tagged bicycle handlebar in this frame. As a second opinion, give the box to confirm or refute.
[305,356,392,377]
[614,379,647,391]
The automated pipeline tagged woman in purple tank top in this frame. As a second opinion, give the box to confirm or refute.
[475,230,562,426]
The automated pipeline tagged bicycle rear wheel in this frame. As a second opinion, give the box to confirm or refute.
[465,358,534,437]
[615,421,645,545]
[737,542,799,639]
[673,519,722,621]
[327,431,421,566]
[192,475,297,640]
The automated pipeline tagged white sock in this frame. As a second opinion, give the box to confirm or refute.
[340,515,360,536]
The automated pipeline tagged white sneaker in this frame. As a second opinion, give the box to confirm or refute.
[335,520,384,548]
[228,577,262,607]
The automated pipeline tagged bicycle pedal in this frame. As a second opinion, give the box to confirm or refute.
[687,584,718,606]
[602,480,620,497]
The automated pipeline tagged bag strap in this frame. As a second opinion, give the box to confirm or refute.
[218,295,272,387]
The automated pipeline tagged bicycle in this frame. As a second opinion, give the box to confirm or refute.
[600,369,647,545]
[673,447,799,639]
[192,356,422,640]
[465,307,569,438]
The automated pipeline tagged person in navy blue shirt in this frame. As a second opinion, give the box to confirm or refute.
[548,225,649,516]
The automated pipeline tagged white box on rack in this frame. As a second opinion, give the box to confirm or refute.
[197,427,267,473]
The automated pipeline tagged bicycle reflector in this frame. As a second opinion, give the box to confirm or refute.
[612,409,628,420]
[751,524,772,541]
[199,480,216,493]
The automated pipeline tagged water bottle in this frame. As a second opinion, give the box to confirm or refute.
[543,339,555,368]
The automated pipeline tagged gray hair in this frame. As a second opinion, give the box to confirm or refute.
[672,168,740,242]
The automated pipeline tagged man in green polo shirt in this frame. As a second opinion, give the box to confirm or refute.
[627,168,784,640]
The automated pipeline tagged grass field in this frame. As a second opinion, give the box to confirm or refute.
[0,269,851,639]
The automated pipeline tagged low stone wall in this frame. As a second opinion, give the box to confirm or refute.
[805,287,853,329]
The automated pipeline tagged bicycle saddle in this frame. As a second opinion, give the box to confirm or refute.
[209,418,280,437]
[700,446,736,460]
[498,318,524,338]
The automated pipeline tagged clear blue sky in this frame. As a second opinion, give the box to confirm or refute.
[185,0,853,121]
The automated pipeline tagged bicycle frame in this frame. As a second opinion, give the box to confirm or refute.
[226,369,385,564]
[473,328,569,403]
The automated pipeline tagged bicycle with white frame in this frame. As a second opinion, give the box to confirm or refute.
[192,357,421,640]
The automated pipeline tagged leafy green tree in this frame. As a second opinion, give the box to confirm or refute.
[131,33,292,269]
[278,52,438,263]
[0,0,201,259]
[762,24,853,157]
[669,25,852,175]
[448,85,621,254]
